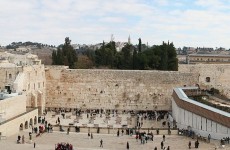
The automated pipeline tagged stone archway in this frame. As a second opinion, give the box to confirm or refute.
[19,123,23,131]
[34,116,37,125]
[25,121,28,129]
[29,118,33,127]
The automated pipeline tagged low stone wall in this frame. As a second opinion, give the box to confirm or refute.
[0,108,38,137]
[51,125,178,135]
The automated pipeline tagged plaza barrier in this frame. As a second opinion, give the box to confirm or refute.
[50,125,178,135]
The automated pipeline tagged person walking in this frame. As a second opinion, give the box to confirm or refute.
[208,134,211,143]
[163,135,165,142]
[67,127,70,135]
[100,139,103,148]
[91,133,93,139]
[188,141,191,149]
[117,130,120,137]
[127,141,129,150]
[34,142,36,148]
[88,133,90,139]
[161,141,164,149]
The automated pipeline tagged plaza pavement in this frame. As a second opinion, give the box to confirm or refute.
[0,131,229,150]
[0,112,229,150]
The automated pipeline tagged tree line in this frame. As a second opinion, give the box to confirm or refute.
[52,37,77,69]
[52,37,178,71]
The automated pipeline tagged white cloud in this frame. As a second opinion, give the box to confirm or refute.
[0,0,230,48]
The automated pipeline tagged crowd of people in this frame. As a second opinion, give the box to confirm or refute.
[55,143,73,150]
[18,108,229,149]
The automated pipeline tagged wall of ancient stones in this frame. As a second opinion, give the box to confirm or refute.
[45,66,199,111]
[179,64,230,98]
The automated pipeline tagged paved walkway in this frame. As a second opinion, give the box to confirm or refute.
[0,131,229,150]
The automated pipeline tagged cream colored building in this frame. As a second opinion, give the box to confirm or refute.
[0,52,45,137]
[187,54,230,64]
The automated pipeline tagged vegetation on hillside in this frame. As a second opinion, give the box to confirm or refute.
[6,41,55,49]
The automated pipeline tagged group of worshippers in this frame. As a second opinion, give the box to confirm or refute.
[135,130,154,144]
[55,142,73,150]
[221,137,230,145]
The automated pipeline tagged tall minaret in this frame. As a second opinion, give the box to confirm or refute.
[128,35,131,44]
[111,34,115,42]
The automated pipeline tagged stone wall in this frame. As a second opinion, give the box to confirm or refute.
[45,66,199,111]
[0,64,46,114]
[0,108,38,137]
[0,95,26,122]
[179,64,230,98]
[22,65,46,114]
[172,100,230,139]
[0,66,21,92]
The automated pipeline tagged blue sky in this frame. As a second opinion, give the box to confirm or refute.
[0,0,230,48]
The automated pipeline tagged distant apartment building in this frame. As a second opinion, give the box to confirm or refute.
[186,54,230,64]
[16,46,31,52]
[181,47,196,55]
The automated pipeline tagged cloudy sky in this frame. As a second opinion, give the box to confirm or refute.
[0,0,230,48]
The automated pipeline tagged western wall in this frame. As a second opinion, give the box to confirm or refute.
[45,66,199,111]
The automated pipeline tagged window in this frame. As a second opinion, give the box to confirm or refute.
[9,74,12,79]
[206,77,210,82]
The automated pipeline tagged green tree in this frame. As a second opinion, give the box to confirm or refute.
[51,37,77,68]
[51,50,57,65]
[138,38,142,53]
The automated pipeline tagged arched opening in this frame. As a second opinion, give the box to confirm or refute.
[25,121,28,129]
[29,118,33,127]
[19,123,23,131]
[34,116,37,125]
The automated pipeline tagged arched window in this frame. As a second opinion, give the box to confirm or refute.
[9,74,12,79]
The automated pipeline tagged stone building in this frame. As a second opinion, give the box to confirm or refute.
[0,52,45,137]
[186,54,230,64]
[172,87,230,139]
